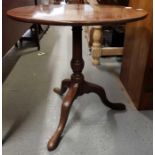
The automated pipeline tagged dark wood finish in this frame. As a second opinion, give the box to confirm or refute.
[7,4,147,26]
[34,24,40,50]
[48,82,79,150]
[66,0,84,4]
[48,26,125,150]
[120,0,153,110]
[53,79,71,95]
[7,4,147,151]
[97,0,129,5]
[18,24,40,50]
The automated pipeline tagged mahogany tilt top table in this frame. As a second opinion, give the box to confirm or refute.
[7,4,147,151]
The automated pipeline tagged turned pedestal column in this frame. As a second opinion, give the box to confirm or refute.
[47,26,126,151]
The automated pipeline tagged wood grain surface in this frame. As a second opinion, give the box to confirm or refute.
[7,4,147,26]
[120,0,152,110]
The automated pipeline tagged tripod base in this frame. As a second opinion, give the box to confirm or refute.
[47,26,125,151]
[47,79,126,151]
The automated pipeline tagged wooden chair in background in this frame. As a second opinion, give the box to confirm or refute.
[85,0,129,65]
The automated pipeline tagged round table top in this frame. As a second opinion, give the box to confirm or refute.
[7,4,147,26]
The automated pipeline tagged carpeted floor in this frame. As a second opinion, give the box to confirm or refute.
[2,26,152,155]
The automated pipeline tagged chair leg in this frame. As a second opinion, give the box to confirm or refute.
[34,24,40,50]
[48,83,79,151]
[91,26,103,65]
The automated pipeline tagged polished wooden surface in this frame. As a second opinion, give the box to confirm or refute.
[47,26,125,150]
[7,4,147,25]
[120,0,152,110]
[7,3,147,151]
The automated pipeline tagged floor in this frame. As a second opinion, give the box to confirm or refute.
[2,26,153,155]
